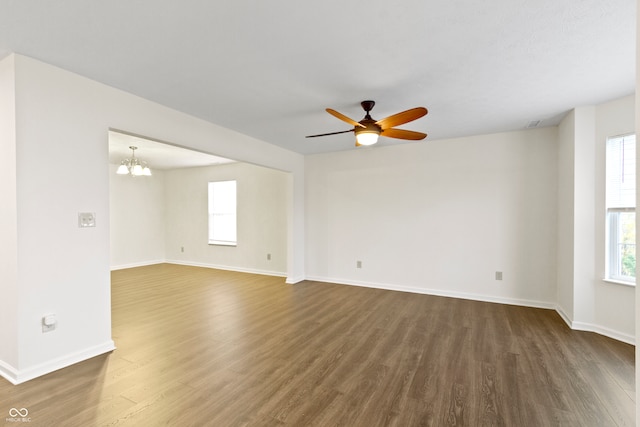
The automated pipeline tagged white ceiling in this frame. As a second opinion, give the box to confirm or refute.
[0,1,635,156]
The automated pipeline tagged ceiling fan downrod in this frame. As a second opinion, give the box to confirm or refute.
[361,100,375,119]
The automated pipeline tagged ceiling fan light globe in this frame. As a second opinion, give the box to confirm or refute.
[355,132,379,146]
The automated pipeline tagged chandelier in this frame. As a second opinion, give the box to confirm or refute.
[116,146,152,177]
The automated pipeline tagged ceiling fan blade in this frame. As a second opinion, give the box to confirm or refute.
[306,129,354,138]
[326,109,366,128]
[381,128,427,140]
[376,107,428,130]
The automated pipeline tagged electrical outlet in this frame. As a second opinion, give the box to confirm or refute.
[495,271,503,281]
[181,246,184,253]
[357,260,362,269]
[267,253,271,261]
[78,212,96,228]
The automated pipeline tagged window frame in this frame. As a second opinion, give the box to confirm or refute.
[606,208,635,284]
[604,133,636,285]
[208,180,237,246]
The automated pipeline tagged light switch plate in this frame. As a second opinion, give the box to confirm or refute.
[78,212,96,228]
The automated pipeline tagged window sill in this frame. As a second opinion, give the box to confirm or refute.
[208,241,237,247]
[603,278,636,287]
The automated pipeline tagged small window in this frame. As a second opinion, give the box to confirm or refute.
[606,134,636,283]
[208,180,237,246]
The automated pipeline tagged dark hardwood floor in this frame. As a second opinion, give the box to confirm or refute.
[1,264,635,426]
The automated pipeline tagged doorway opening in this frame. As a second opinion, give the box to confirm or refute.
[108,130,289,276]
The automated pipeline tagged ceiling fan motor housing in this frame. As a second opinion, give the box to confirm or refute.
[357,100,381,134]
[355,119,382,134]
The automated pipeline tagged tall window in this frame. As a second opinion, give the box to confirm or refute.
[208,180,237,246]
[606,134,636,283]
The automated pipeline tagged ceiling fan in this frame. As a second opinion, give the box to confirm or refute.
[306,100,428,147]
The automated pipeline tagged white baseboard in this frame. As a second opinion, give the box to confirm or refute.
[555,306,635,345]
[555,305,573,328]
[305,275,555,309]
[110,260,165,270]
[0,360,19,385]
[165,260,286,278]
[0,340,116,385]
[573,321,635,345]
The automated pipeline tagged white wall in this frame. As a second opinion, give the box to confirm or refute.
[109,165,166,269]
[306,127,558,307]
[12,54,114,381]
[556,109,575,320]
[0,54,305,384]
[572,106,596,326]
[0,54,18,371]
[164,163,288,275]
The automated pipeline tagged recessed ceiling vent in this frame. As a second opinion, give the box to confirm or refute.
[526,120,542,129]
